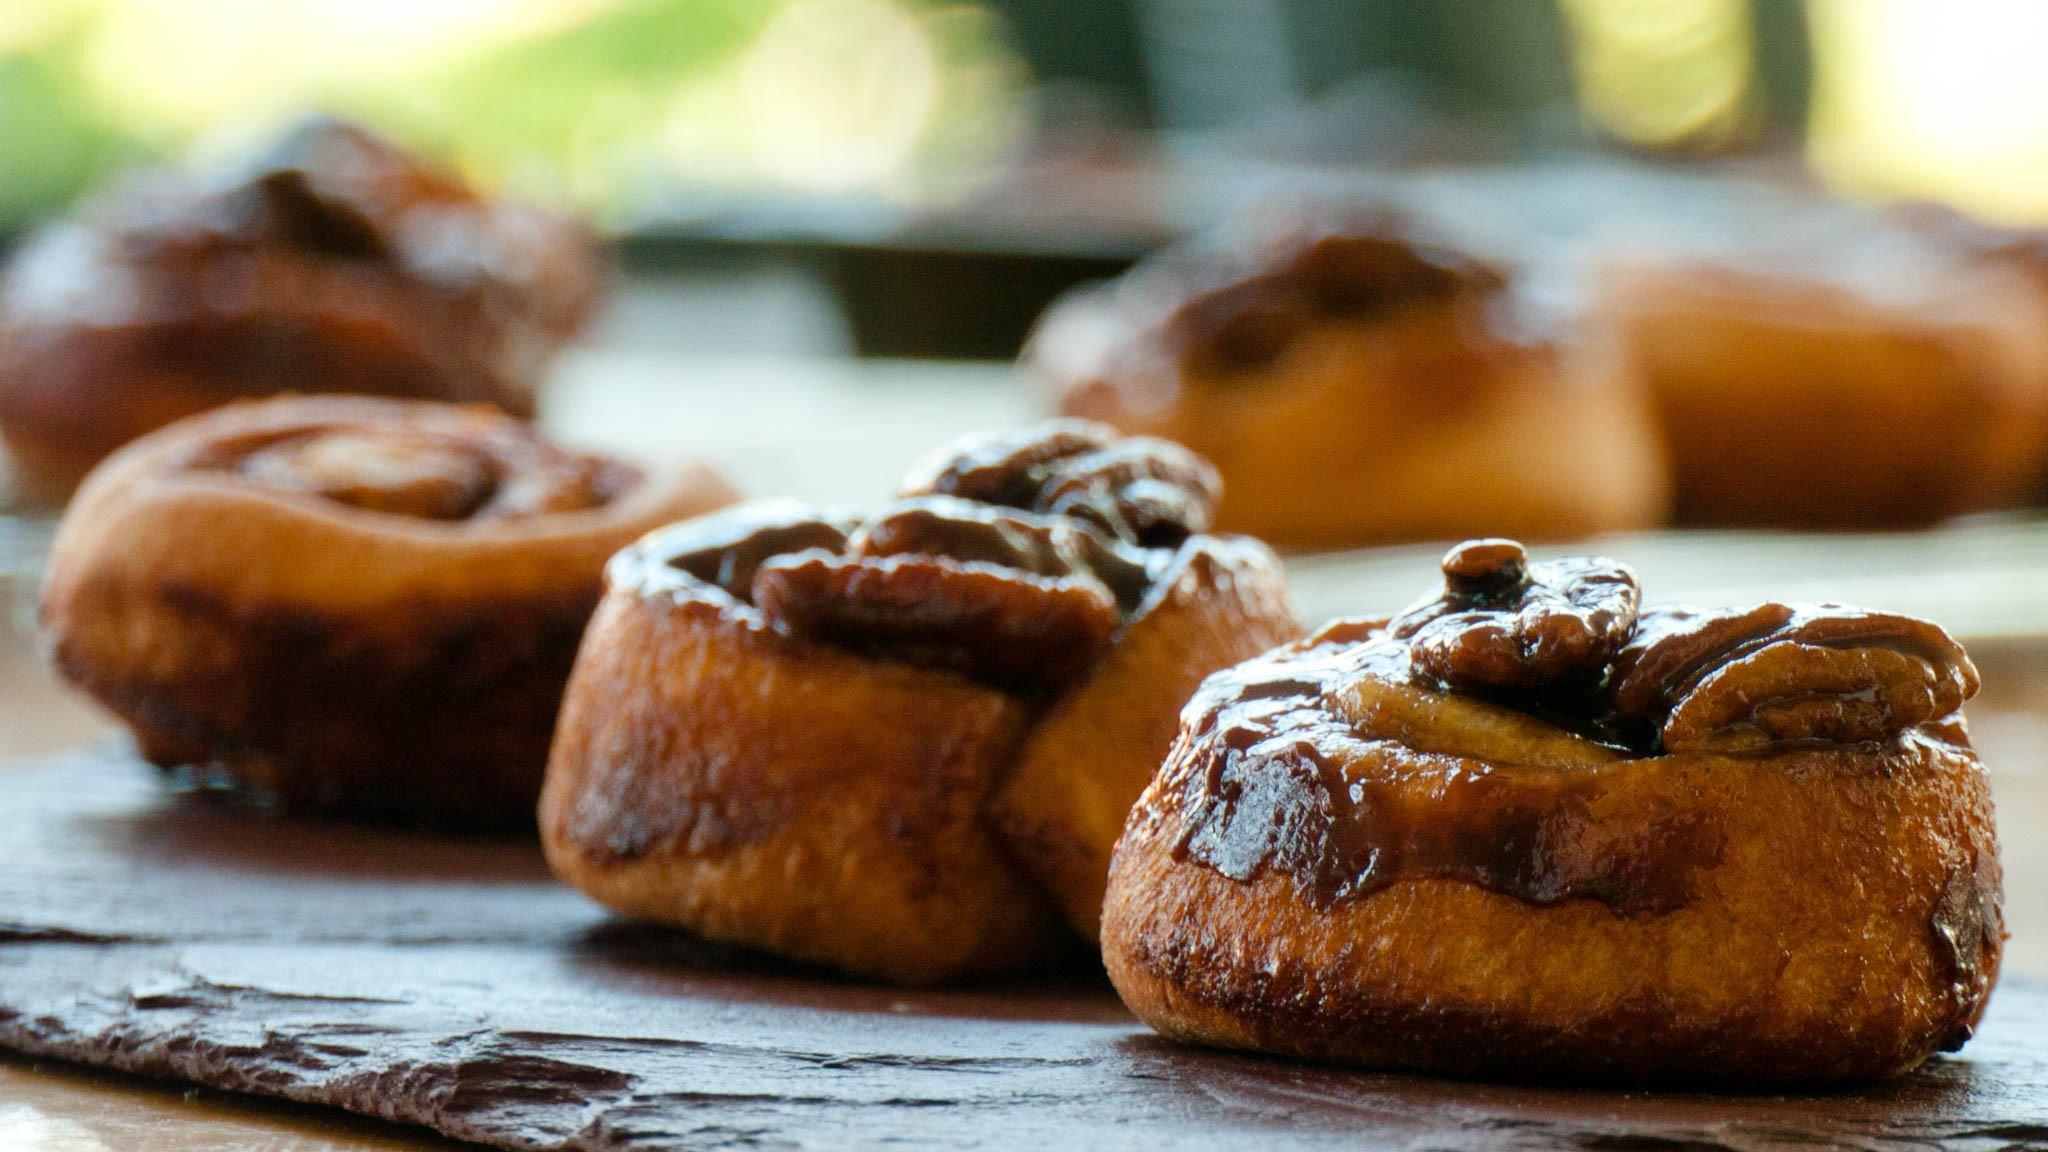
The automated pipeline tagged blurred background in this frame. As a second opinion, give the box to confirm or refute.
[2,0,2044,358]
[7,6,2048,1142]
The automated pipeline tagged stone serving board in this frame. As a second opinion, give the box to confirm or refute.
[2,749,2045,1151]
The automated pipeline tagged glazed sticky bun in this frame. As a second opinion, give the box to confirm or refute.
[0,116,603,493]
[1103,538,2000,1086]
[540,421,1300,983]
[41,395,734,825]
[1028,207,1667,546]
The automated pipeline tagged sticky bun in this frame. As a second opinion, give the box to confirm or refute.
[1103,538,2001,1086]
[1028,208,1667,546]
[1580,248,2048,528]
[540,420,1299,982]
[41,395,733,825]
[0,116,603,493]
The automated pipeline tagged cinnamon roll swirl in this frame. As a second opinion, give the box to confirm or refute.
[41,395,734,825]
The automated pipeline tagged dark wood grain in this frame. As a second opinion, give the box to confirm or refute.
[3,749,2046,1151]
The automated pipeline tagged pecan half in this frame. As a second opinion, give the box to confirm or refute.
[900,420,1219,548]
[853,496,1156,611]
[1390,538,1641,693]
[749,497,1126,689]
[754,552,1118,689]
[1607,603,1980,755]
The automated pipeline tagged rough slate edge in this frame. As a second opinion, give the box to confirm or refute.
[0,753,2044,1151]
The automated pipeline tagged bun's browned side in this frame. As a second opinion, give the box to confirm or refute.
[540,535,1063,984]
[41,395,735,825]
[1102,540,2001,1085]
[991,536,1300,939]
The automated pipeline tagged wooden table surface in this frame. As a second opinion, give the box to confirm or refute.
[6,350,2048,1148]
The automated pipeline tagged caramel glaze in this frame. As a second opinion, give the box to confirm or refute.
[1167,538,1984,920]
[626,496,1177,694]
[635,423,1222,696]
[1169,624,1720,915]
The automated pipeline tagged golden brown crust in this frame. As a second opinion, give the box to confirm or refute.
[40,395,734,825]
[1107,736,1998,1085]
[0,117,603,492]
[1579,257,2048,528]
[1101,540,2002,1086]
[539,424,1303,981]
[989,536,1300,939]
[540,540,1064,984]
[1030,213,1668,547]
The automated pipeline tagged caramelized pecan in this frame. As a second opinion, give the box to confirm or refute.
[854,496,1155,611]
[754,550,1118,689]
[128,118,458,266]
[1607,603,1980,754]
[901,420,1219,547]
[662,497,1139,689]
[1390,539,1640,693]
[661,422,1230,688]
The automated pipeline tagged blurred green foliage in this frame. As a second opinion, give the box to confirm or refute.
[0,24,140,232]
[389,0,774,207]
[0,0,1021,233]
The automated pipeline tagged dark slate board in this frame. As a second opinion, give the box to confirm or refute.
[3,749,2047,1151]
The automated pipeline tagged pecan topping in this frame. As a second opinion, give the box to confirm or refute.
[1161,221,1504,375]
[854,496,1156,611]
[664,422,1230,688]
[236,168,392,260]
[1164,626,1720,915]
[1390,539,1641,693]
[700,498,1132,690]
[901,420,1219,548]
[754,550,1118,690]
[1607,603,1980,754]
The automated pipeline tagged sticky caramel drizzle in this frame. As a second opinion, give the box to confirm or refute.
[1163,537,1979,915]
[1167,633,1721,914]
